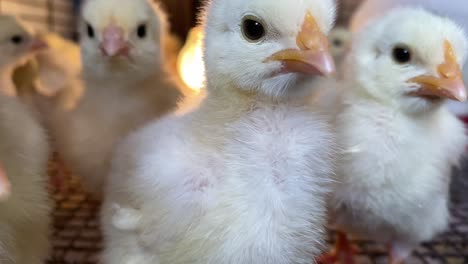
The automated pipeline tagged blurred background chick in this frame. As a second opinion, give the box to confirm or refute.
[0,15,47,98]
[0,16,51,264]
[45,0,185,197]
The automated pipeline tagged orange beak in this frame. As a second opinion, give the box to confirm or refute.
[266,11,335,76]
[408,40,467,101]
[100,25,130,57]
[0,162,10,202]
[28,38,48,52]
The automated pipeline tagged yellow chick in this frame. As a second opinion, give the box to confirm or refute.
[0,15,47,97]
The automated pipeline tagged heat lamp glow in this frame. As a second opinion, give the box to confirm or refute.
[177,27,205,91]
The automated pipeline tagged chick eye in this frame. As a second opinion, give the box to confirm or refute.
[86,23,95,38]
[10,35,23,45]
[332,38,342,47]
[241,16,266,42]
[392,45,412,64]
[137,24,147,39]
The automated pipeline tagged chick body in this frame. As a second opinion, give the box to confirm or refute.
[101,0,338,263]
[328,8,468,262]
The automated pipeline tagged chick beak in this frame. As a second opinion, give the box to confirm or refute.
[28,38,48,52]
[266,11,335,76]
[100,25,130,57]
[0,162,10,202]
[408,40,467,102]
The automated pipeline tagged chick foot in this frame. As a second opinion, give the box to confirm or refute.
[317,232,357,264]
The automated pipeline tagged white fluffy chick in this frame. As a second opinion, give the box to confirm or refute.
[324,8,468,264]
[48,0,184,196]
[0,15,47,97]
[101,0,337,263]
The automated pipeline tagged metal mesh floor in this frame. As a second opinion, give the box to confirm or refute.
[46,159,468,264]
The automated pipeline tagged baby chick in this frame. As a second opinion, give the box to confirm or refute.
[101,0,337,263]
[33,32,84,110]
[0,16,51,261]
[322,8,468,264]
[0,15,47,97]
[48,0,184,196]
[11,31,83,118]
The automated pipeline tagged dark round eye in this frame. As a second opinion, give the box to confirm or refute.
[86,23,95,38]
[10,35,23,45]
[137,24,147,38]
[392,45,412,64]
[241,17,266,42]
[333,38,343,47]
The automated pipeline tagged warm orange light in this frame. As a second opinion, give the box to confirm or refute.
[177,27,205,91]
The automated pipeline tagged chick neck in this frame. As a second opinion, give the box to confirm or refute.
[190,79,311,149]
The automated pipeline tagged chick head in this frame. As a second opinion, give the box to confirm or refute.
[352,8,468,113]
[0,15,48,69]
[201,0,336,99]
[80,0,167,80]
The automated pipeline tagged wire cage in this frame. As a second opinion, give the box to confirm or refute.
[0,0,467,263]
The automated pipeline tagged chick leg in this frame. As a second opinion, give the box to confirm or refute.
[111,204,142,231]
[102,204,155,264]
[388,241,414,264]
[317,232,356,264]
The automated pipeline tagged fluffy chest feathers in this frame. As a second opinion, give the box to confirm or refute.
[331,101,466,242]
[117,102,336,263]
[222,104,335,197]
[137,103,336,213]
[337,102,465,189]
[61,80,174,164]
[49,73,182,195]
